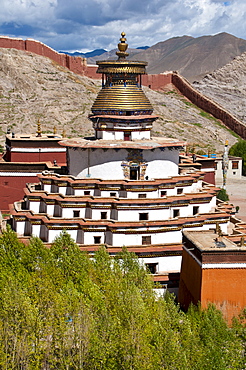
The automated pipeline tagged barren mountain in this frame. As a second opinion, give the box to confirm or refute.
[90,33,246,82]
[194,52,246,127]
[0,47,239,153]
[87,48,143,65]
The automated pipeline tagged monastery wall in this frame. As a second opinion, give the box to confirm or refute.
[0,36,87,76]
[171,72,246,140]
[0,174,39,213]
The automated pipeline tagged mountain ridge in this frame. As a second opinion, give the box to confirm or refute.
[87,33,246,82]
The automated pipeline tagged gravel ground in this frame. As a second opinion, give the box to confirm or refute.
[216,177,246,222]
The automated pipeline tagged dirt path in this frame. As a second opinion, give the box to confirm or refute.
[217,177,246,222]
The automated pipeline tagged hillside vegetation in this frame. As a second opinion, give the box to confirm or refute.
[0,227,245,369]
[0,48,239,153]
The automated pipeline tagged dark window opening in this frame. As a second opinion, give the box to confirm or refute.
[84,191,90,195]
[130,166,139,180]
[73,210,80,218]
[142,235,151,245]
[173,209,180,218]
[94,236,101,244]
[161,190,167,197]
[110,192,116,197]
[214,162,217,170]
[177,188,183,194]
[232,161,239,169]
[193,206,199,215]
[101,212,107,219]
[138,193,147,199]
[139,213,149,221]
[124,132,131,141]
[145,262,158,274]
[126,111,131,116]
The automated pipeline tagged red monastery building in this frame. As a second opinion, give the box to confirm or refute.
[0,126,66,213]
[179,229,246,322]
[8,32,238,294]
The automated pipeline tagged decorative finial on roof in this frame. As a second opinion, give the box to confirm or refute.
[62,129,66,138]
[116,32,129,60]
[36,119,42,137]
[53,126,57,135]
[240,236,245,247]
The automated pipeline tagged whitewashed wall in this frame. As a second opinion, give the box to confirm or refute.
[29,201,40,213]
[32,224,41,238]
[68,148,179,180]
[111,229,182,246]
[141,255,182,273]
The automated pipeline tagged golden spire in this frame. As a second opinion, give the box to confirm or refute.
[62,129,66,138]
[116,32,129,60]
[36,119,42,137]
[53,126,57,135]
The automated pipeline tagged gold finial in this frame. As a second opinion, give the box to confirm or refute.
[53,126,57,135]
[116,32,129,60]
[62,129,66,138]
[225,139,229,146]
[216,222,222,237]
[36,119,42,137]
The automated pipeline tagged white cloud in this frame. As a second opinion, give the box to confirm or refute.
[0,0,245,51]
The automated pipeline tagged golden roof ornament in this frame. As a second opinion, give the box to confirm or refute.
[36,120,42,137]
[116,32,129,60]
[53,126,57,135]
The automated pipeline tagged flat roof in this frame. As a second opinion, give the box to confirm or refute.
[59,137,186,150]
[183,230,245,251]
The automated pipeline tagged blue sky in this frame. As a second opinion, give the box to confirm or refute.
[0,0,245,52]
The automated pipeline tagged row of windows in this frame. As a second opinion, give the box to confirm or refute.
[92,235,152,245]
[73,206,199,219]
[79,188,184,198]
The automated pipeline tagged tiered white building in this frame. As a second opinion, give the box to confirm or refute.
[10,33,232,286]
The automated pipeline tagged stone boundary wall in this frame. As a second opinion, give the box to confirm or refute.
[0,36,87,76]
[171,72,246,140]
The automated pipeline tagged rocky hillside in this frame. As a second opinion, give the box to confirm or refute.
[0,47,239,153]
[194,52,246,127]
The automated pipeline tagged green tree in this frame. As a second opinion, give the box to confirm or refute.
[217,188,229,201]
[0,228,244,369]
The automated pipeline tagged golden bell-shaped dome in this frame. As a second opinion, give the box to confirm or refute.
[91,84,153,113]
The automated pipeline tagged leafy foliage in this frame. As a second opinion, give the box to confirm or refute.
[0,227,244,369]
[229,139,246,175]
[217,188,229,201]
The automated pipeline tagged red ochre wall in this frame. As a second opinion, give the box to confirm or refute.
[8,151,66,165]
[142,73,172,90]
[203,171,215,185]
[171,72,246,140]
[178,248,202,309]
[0,175,38,213]
[0,37,87,76]
[179,248,246,323]
[201,268,246,323]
